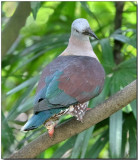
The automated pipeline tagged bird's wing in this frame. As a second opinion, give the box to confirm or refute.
[35,55,105,111]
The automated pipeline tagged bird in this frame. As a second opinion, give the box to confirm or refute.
[21,18,105,138]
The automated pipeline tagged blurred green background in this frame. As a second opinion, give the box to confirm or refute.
[1,1,136,158]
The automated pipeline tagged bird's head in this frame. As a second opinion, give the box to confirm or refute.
[71,18,98,40]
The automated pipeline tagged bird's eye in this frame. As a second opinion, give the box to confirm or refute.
[75,29,79,33]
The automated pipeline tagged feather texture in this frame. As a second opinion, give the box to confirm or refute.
[22,56,105,131]
[35,55,105,107]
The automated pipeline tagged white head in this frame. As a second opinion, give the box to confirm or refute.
[71,18,98,40]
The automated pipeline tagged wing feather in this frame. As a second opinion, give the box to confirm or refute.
[35,56,105,110]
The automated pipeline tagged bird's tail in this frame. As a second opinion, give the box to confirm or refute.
[21,110,52,131]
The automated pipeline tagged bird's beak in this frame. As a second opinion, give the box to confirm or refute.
[83,28,99,40]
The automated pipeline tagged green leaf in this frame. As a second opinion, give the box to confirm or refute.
[111,34,136,48]
[111,57,136,91]
[2,111,15,156]
[52,136,77,158]
[86,129,109,158]
[20,34,69,57]
[14,43,65,72]
[127,114,136,158]
[80,126,94,158]
[122,104,132,114]
[100,38,115,73]
[130,100,136,119]
[123,113,136,158]
[17,126,45,150]
[80,1,102,29]
[71,131,86,158]
[121,115,128,158]
[6,84,35,121]
[109,110,122,158]
[6,75,39,96]
[17,96,34,113]
[109,74,123,158]
[61,2,76,18]
[31,2,41,20]
[117,57,136,71]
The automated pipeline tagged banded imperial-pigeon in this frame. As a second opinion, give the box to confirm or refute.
[21,18,105,138]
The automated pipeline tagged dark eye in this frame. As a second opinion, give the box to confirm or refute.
[38,98,43,102]
[75,29,79,33]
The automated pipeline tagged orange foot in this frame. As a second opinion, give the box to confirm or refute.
[48,127,55,138]
[45,121,57,138]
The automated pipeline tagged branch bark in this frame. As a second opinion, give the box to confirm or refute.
[10,80,136,158]
[2,2,31,58]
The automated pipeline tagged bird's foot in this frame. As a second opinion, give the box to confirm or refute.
[45,121,57,138]
[48,127,55,139]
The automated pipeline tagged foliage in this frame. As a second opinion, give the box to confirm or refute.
[1,1,136,158]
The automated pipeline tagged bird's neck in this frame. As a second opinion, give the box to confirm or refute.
[60,35,98,60]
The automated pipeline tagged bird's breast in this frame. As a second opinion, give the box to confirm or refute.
[57,56,105,102]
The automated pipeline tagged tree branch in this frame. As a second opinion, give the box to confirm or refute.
[9,80,136,158]
[2,2,31,58]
